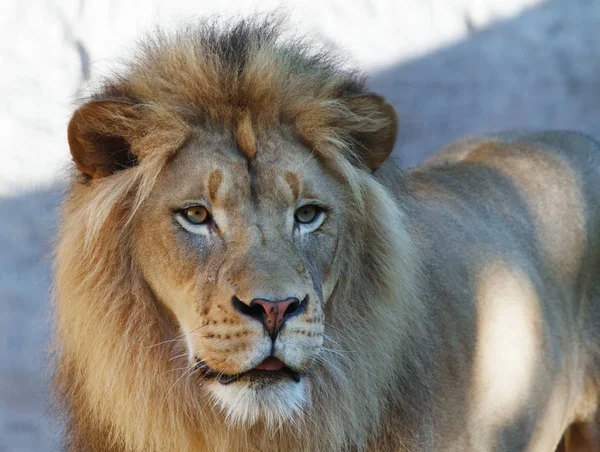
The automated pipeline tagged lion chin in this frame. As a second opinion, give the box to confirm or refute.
[206,376,309,427]
[198,356,310,426]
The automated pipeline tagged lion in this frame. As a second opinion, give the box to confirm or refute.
[54,18,600,451]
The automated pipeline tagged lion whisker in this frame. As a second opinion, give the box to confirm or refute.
[159,365,195,377]
[146,337,187,348]
[320,346,352,356]
[147,323,209,349]
[163,364,196,403]
[169,352,192,362]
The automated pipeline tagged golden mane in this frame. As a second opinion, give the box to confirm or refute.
[54,17,424,451]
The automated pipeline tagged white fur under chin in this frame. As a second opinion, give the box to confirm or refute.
[207,378,309,428]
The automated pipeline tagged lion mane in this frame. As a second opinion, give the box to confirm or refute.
[54,18,426,451]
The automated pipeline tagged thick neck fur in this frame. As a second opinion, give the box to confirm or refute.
[54,165,427,451]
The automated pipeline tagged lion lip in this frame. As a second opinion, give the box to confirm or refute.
[196,357,302,385]
[254,357,286,371]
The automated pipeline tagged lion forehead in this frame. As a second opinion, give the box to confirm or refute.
[155,132,330,210]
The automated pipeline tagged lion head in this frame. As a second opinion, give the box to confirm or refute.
[55,18,423,451]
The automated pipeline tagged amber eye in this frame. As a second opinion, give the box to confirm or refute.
[294,205,320,224]
[182,206,210,225]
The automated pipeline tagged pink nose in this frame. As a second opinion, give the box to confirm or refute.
[233,296,304,339]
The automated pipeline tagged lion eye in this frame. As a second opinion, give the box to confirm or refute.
[294,205,320,224]
[182,206,210,225]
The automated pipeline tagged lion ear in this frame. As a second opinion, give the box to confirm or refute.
[67,100,141,179]
[343,94,398,171]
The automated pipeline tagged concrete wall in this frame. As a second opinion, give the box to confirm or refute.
[1,0,599,449]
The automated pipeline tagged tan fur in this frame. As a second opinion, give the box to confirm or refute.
[402,132,600,451]
[464,141,586,283]
[54,19,600,452]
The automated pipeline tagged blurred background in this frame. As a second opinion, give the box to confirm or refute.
[1,0,600,449]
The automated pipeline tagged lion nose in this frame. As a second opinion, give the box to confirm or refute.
[232,296,305,339]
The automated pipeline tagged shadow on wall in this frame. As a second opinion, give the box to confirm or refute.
[0,185,64,450]
[1,0,600,449]
[370,0,600,168]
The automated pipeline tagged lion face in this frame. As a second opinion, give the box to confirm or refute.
[59,20,404,449]
[132,131,343,424]
[62,21,399,439]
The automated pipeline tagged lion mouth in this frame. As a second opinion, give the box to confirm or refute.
[196,357,302,385]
